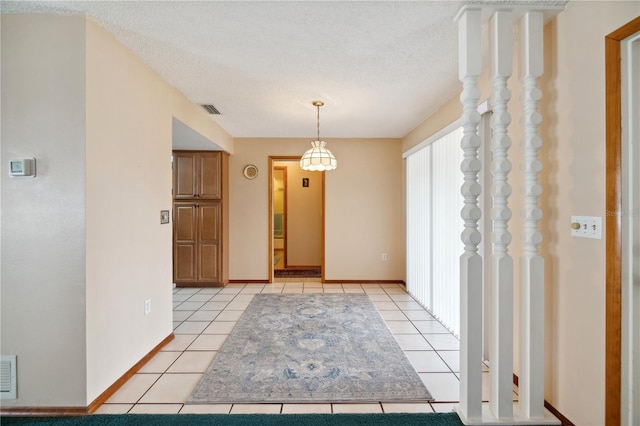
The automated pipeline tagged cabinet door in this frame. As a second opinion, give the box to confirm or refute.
[198,152,221,199]
[173,153,197,199]
[197,202,221,282]
[173,203,197,283]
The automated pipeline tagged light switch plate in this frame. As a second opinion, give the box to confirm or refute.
[160,210,170,224]
[570,216,602,239]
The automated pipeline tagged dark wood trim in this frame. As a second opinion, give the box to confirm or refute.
[221,152,230,286]
[268,157,275,283]
[607,16,640,40]
[0,407,87,417]
[87,333,175,414]
[544,402,576,426]
[605,33,623,426]
[512,374,575,426]
[228,279,270,284]
[604,16,640,426]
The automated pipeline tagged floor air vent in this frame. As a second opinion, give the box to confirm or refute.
[0,355,17,399]
[200,104,221,115]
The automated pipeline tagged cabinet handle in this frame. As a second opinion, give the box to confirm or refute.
[195,204,199,208]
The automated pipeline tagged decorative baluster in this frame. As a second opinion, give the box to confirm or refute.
[489,9,514,420]
[456,7,483,422]
[519,10,545,419]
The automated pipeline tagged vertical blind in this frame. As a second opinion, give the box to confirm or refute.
[406,126,464,337]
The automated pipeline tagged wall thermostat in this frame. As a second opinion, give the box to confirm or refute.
[9,158,36,177]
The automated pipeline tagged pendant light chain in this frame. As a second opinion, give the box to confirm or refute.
[317,103,321,142]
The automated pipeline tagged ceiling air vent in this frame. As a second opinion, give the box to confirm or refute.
[200,104,221,115]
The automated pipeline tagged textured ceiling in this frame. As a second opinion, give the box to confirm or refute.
[2,0,472,139]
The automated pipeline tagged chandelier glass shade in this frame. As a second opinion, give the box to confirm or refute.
[300,101,337,171]
[300,140,337,171]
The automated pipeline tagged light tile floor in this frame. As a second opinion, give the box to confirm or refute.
[96,282,508,415]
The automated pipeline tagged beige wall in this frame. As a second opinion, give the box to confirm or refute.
[84,16,233,404]
[542,3,638,423]
[84,19,174,403]
[1,13,234,407]
[324,138,404,281]
[230,138,404,281]
[403,2,639,424]
[1,14,88,407]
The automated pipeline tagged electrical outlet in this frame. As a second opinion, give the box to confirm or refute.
[382,253,388,261]
[144,299,151,315]
[570,216,602,239]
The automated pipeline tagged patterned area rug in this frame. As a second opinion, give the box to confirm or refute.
[187,294,433,404]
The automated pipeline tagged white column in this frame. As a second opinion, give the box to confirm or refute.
[457,7,483,422]
[519,10,545,419]
[489,9,514,421]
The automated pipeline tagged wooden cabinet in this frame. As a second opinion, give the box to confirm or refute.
[173,151,221,199]
[173,151,228,287]
[173,201,221,283]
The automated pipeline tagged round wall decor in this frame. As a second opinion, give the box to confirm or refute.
[243,164,258,179]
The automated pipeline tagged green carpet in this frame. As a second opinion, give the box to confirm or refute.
[1,413,463,425]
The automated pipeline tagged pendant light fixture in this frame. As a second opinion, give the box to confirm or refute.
[300,100,337,171]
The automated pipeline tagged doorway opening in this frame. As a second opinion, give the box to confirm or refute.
[268,157,324,282]
[620,27,640,426]
[605,17,640,425]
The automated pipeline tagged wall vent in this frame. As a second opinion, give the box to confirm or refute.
[200,104,221,115]
[0,355,17,399]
